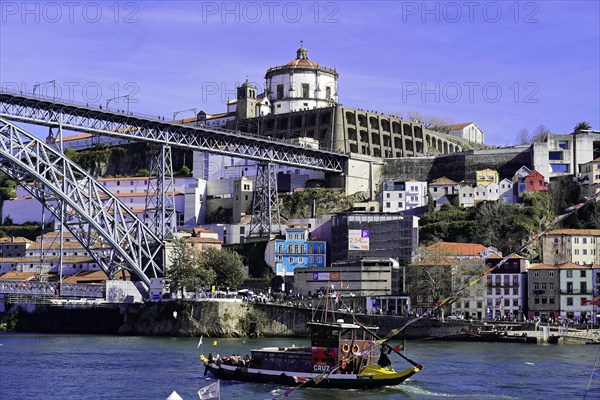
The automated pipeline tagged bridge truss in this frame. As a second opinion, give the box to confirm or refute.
[0,91,346,173]
[0,117,163,286]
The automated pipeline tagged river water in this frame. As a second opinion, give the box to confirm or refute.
[0,334,598,400]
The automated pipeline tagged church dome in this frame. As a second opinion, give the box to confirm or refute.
[284,43,319,69]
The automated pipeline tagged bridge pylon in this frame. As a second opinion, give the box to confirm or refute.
[248,162,282,240]
[145,145,177,241]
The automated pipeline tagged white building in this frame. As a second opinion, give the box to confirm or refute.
[498,179,515,204]
[429,177,459,209]
[578,157,600,197]
[265,43,338,115]
[3,176,204,228]
[438,122,484,144]
[378,179,428,212]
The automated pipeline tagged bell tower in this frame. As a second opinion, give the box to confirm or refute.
[236,79,257,120]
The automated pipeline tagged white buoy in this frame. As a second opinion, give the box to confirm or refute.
[166,391,183,400]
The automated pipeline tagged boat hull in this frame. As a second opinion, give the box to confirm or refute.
[204,363,419,389]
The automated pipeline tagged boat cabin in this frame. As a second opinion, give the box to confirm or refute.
[248,321,380,374]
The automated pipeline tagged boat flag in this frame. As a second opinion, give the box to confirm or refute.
[198,380,220,400]
[197,336,203,348]
[392,344,402,352]
[292,376,308,383]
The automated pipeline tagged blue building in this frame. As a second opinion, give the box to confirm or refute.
[274,225,326,277]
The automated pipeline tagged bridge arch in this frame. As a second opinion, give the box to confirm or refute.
[0,118,162,286]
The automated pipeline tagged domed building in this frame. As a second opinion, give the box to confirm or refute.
[265,43,338,115]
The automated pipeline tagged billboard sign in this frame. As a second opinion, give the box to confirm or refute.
[349,229,369,250]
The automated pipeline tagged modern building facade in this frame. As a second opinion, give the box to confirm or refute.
[330,212,418,264]
[293,258,399,297]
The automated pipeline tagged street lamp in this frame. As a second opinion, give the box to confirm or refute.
[106,95,131,113]
[33,80,57,100]
[173,108,197,125]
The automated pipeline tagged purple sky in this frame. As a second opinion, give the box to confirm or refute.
[1,1,598,145]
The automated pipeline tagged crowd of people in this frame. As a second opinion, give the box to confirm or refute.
[207,353,251,368]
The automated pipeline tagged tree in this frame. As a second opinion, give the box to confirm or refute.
[531,125,551,142]
[198,247,245,289]
[136,168,149,177]
[574,121,591,132]
[165,239,215,296]
[178,165,192,176]
[64,148,78,161]
[515,128,530,145]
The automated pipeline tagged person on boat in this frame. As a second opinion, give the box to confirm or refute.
[377,347,392,369]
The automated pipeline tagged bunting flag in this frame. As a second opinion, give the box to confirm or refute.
[272,192,600,400]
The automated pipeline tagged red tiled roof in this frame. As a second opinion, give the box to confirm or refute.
[546,229,600,236]
[427,242,488,256]
[486,253,525,260]
[528,263,557,270]
[558,262,591,269]
[430,177,458,186]
[285,58,319,69]
[0,271,38,280]
[185,237,222,243]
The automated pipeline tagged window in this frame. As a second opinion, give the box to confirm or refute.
[567,270,573,278]
[541,283,547,290]
[549,297,555,304]
[534,298,540,304]
[534,271,539,278]
[513,299,519,307]
[504,288,510,295]
[581,270,587,277]
[581,282,587,293]
[583,238,587,244]
[541,297,547,304]
[567,282,573,293]
[549,271,554,278]
[386,193,390,198]
[277,84,284,99]
[566,297,573,306]
[326,86,331,99]
[302,83,310,99]
[417,295,422,302]
[534,283,540,290]
[386,202,390,208]
[549,283,555,290]
[549,151,563,160]
[558,140,569,150]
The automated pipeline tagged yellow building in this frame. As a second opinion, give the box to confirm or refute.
[476,168,499,187]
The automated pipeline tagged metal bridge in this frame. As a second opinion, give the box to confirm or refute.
[0,90,347,172]
[0,90,349,286]
[0,117,163,286]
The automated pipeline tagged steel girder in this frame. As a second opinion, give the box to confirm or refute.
[145,145,177,240]
[249,162,281,238]
[0,117,163,287]
[0,91,347,172]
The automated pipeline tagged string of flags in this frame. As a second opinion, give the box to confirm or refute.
[273,190,600,399]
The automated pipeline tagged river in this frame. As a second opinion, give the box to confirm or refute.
[0,334,598,400]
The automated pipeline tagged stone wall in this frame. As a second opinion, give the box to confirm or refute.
[383,146,533,184]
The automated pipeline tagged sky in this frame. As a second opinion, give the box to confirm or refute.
[0,0,599,146]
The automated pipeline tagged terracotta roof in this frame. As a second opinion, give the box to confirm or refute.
[558,262,591,269]
[413,256,456,266]
[0,271,38,280]
[193,227,217,235]
[528,263,557,270]
[285,58,319,69]
[0,256,94,263]
[185,237,222,244]
[36,232,76,239]
[62,270,130,284]
[427,242,488,256]
[546,229,600,236]
[439,122,473,130]
[486,253,525,260]
[430,177,458,186]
